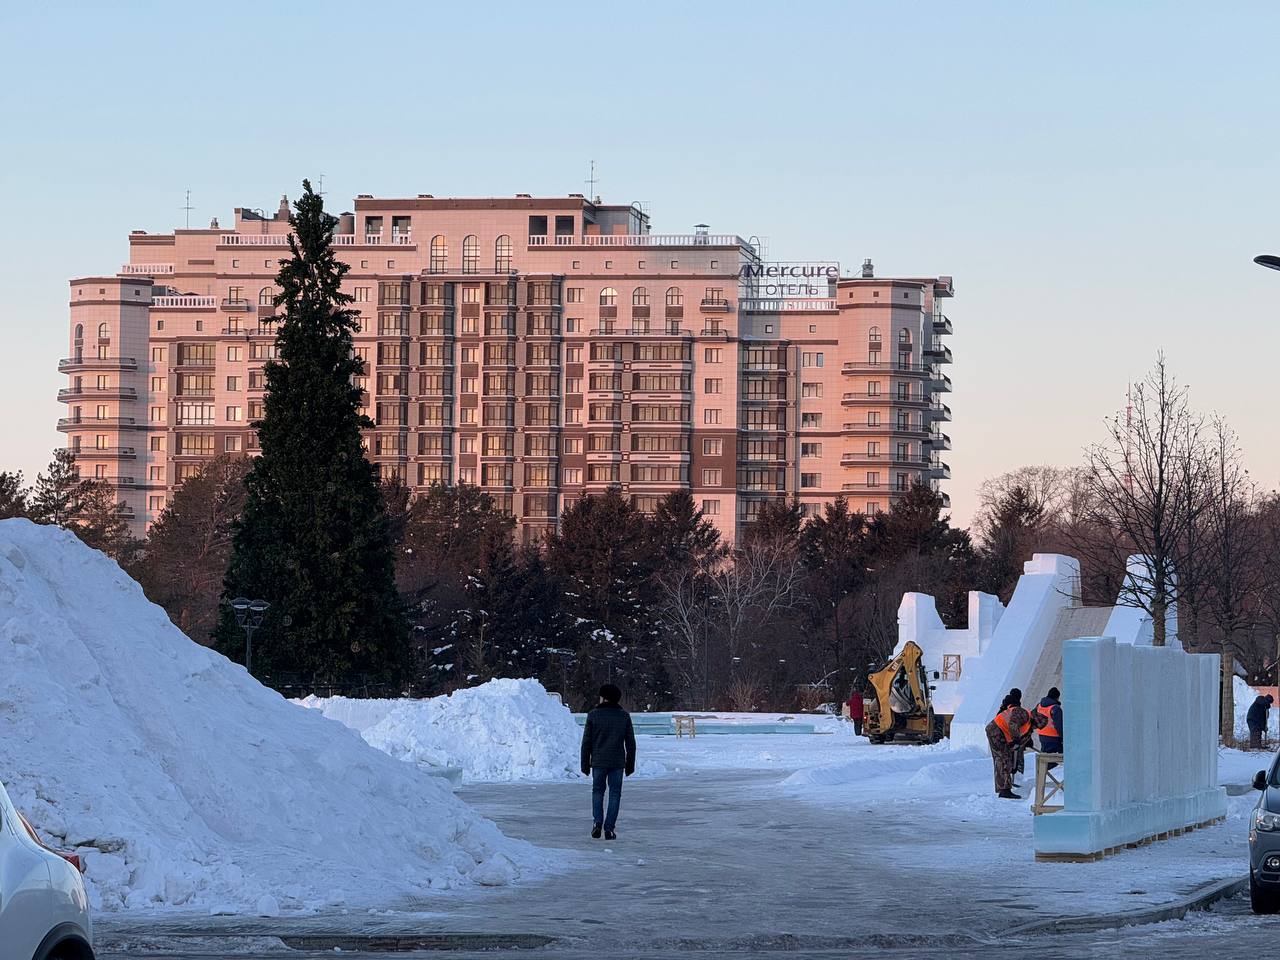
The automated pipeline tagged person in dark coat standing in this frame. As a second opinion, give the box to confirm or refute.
[580,683,637,840]
[1248,694,1275,750]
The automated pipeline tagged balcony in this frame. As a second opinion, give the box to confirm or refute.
[840,482,917,494]
[929,401,953,422]
[699,298,732,312]
[932,314,954,335]
[930,461,952,480]
[59,356,138,372]
[925,341,954,364]
[740,298,837,313]
[529,233,755,250]
[57,416,138,431]
[119,263,173,276]
[590,326,691,337]
[221,298,254,312]
[841,392,930,407]
[842,361,930,375]
[152,295,217,309]
[72,446,137,459]
[58,386,138,402]
[842,422,930,436]
[219,234,288,246]
[931,372,953,393]
[840,453,934,467]
[221,324,277,336]
[928,431,952,450]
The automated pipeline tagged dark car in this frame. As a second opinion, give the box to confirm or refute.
[1250,758,1280,913]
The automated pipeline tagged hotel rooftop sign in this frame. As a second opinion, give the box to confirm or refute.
[739,261,840,298]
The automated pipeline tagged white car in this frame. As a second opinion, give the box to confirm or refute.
[0,778,93,960]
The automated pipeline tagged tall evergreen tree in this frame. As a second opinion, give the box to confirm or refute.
[649,489,722,572]
[31,448,81,525]
[216,181,408,686]
[0,470,29,520]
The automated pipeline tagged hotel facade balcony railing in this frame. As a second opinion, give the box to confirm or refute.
[58,416,138,430]
[59,356,138,372]
[932,314,954,335]
[840,453,935,467]
[841,422,930,436]
[71,446,137,459]
[699,298,732,312]
[842,361,931,375]
[152,295,217,309]
[119,263,174,275]
[58,386,138,402]
[842,392,930,407]
[739,298,837,313]
[528,233,755,251]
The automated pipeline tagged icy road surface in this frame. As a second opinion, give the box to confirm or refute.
[98,731,1264,957]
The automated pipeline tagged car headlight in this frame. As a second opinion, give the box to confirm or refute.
[1256,810,1280,832]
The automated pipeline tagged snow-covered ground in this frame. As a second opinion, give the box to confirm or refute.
[0,519,554,915]
[298,679,587,782]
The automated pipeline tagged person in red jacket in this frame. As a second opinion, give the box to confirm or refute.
[846,691,866,737]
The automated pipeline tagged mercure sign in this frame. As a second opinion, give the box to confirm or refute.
[739,261,840,298]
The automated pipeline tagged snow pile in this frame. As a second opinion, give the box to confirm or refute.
[0,519,550,913]
[299,678,583,782]
[1233,676,1280,742]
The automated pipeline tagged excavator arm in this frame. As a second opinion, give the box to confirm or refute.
[864,641,944,744]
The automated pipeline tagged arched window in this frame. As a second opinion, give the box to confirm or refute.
[97,322,110,340]
[73,324,84,361]
[898,328,912,344]
[868,326,881,343]
[74,323,83,341]
[599,287,618,307]
[462,235,478,274]
[665,286,683,307]
[430,235,447,274]
[258,287,274,306]
[494,235,512,272]
[632,287,649,307]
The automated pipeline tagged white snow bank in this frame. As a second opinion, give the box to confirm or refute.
[298,679,583,782]
[1233,676,1279,743]
[0,519,551,913]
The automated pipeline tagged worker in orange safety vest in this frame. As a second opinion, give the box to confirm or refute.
[984,692,1045,800]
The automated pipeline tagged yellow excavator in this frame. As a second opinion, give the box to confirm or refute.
[864,641,946,744]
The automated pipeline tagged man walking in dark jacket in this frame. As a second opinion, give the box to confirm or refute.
[580,683,636,840]
[1248,694,1274,750]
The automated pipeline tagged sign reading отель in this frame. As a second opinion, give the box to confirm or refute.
[739,262,840,298]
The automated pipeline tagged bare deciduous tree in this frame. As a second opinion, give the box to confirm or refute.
[1080,355,1204,646]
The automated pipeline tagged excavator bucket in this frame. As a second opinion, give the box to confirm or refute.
[864,641,944,745]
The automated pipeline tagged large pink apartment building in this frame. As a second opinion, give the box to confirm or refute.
[61,193,953,542]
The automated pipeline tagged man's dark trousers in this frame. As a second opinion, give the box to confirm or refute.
[592,767,624,831]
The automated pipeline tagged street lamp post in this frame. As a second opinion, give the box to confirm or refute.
[230,597,270,676]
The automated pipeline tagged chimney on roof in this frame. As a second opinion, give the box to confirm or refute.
[861,258,874,279]
[276,195,290,220]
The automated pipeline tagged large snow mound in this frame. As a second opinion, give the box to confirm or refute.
[298,679,582,782]
[0,519,550,913]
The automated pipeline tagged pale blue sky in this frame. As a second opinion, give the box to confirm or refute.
[2,1,1277,524]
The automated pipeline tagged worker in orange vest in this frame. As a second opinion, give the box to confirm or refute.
[984,692,1044,799]
[1034,687,1063,770]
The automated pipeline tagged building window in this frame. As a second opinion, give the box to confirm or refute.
[563,467,582,485]
[149,496,165,511]
[869,326,881,343]
[704,378,722,394]
[632,287,649,307]
[495,235,512,272]
[150,436,163,452]
[801,473,820,488]
[430,235,447,273]
[702,438,722,456]
[225,435,241,453]
[462,235,478,274]
[258,287,274,306]
[701,469,722,486]
[899,328,912,344]
[802,352,824,367]
[809,324,817,333]
[97,322,110,340]
[866,471,881,487]
[802,382,822,398]
[704,348,722,363]
[801,413,822,428]
[801,442,822,457]
[867,502,881,515]
[703,408,721,425]
[225,406,242,422]
[665,286,683,307]
[701,499,720,515]
[599,287,617,307]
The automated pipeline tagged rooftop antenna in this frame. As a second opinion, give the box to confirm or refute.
[586,160,599,203]
[317,173,325,197]
[182,189,194,229]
